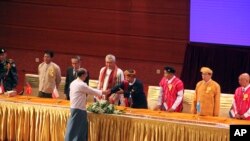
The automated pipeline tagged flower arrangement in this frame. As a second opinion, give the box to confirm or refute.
[87,100,124,114]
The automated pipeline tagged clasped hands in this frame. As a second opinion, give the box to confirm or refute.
[153,105,175,112]
[100,88,124,99]
[101,89,111,96]
[235,114,246,120]
[101,88,124,95]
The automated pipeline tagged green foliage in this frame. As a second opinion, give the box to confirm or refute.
[87,100,124,114]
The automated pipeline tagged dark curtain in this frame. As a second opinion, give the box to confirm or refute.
[181,43,250,94]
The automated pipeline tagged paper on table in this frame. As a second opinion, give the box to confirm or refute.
[147,86,161,110]
[52,87,59,98]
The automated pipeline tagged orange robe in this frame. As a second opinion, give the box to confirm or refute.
[191,79,221,116]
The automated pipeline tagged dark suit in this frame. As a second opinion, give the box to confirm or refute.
[64,67,89,100]
[111,79,148,109]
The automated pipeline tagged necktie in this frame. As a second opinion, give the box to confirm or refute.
[73,70,77,78]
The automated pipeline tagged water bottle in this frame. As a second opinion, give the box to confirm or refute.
[128,94,133,107]
[196,101,201,114]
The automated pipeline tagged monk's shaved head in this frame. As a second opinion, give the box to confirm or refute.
[239,73,250,87]
[239,73,250,81]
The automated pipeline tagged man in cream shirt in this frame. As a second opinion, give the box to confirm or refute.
[38,50,61,98]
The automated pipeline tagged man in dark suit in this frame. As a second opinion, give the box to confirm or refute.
[109,69,148,109]
[64,56,89,100]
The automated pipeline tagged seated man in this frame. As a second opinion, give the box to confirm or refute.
[109,69,148,109]
[230,73,250,120]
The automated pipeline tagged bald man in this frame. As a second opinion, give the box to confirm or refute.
[230,73,250,120]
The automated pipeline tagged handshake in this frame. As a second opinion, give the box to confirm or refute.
[101,88,124,96]
[102,89,111,95]
[98,88,124,102]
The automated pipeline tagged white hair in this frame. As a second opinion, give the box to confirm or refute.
[105,54,116,62]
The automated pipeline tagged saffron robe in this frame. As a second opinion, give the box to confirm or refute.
[191,80,221,116]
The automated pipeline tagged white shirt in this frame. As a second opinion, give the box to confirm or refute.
[98,67,124,90]
[103,69,112,90]
[129,78,136,86]
[70,78,102,110]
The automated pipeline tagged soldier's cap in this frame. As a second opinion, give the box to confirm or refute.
[0,48,6,54]
[124,69,136,76]
[164,66,176,74]
[200,67,213,74]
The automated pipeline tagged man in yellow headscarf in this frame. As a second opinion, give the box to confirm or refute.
[191,67,221,116]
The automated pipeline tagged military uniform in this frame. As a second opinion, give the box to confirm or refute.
[0,49,18,91]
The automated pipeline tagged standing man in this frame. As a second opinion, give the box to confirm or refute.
[97,54,124,104]
[64,56,89,100]
[0,48,18,92]
[191,67,221,116]
[154,66,184,112]
[38,50,61,98]
[230,73,250,120]
[65,68,109,141]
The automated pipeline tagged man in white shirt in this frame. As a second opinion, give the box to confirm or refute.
[97,54,124,105]
[65,68,109,141]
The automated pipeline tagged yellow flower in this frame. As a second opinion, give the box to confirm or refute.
[168,84,172,90]
[206,87,211,93]
[243,94,248,101]
[49,68,54,77]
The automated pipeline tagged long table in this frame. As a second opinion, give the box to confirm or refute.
[0,95,250,141]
